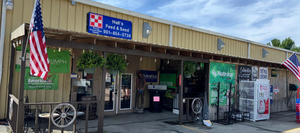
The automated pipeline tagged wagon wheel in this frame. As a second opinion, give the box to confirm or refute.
[51,103,76,128]
[191,98,202,114]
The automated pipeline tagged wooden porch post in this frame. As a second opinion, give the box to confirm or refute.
[179,60,183,125]
[7,42,15,119]
[16,35,27,133]
[98,52,107,133]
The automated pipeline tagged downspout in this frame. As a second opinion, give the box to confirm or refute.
[0,0,13,87]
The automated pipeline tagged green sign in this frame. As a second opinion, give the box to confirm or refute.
[271,69,279,77]
[15,46,70,73]
[209,62,236,105]
[25,73,59,90]
[160,73,176,89]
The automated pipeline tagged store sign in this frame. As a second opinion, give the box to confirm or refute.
[238,65,252,81]
[259,67,268,79]
[15,46,70,73]
[140,70,158,82]
[24,73,59,90]
[87,12,132,40]
[271,69,279,77]
[257,84,269,119]
[209,62,236,106]
[252,66,258,81]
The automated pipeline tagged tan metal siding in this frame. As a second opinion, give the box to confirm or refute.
[250,45,286,63]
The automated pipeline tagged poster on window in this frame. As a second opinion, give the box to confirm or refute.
[259,67,268,79]
[252,67,258,81]
[257,84,269,119]
[238,65,252,82]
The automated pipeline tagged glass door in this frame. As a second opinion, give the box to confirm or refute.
[104,72,115,111]
[120,74,132,110]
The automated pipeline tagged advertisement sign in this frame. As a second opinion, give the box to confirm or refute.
[160,73,176,89]
[15,46,70,73]
[259,67,268,79]
[140,70,158,82]
[24,73,59,90]
[87,12,132,40]
[209,62,236,105]
[238,65,252,82]
[257,84,269,119]
[252,66,258,81]
[271,69,279,77]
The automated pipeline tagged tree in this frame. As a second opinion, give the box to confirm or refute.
[291,47,300,52]
[271,39,281,47]
[281,37,295,50]
[266,37,295,50]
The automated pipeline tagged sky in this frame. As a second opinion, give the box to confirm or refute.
[93,0,300,46]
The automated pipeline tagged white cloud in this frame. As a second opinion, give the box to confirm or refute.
[92,0,145,10]
[148,0,300,46]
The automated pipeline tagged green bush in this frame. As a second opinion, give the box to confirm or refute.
[76,50,106,71]
[106,53,128,74]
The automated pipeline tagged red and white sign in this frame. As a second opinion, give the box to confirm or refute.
[274,86,279,94]
[89,13,103,28]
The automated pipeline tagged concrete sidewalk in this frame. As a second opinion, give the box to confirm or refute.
[5,110,300,133]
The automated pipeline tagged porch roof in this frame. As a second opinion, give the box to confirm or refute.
[10,23,285,68]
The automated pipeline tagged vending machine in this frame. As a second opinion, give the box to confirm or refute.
[239,79,270,122]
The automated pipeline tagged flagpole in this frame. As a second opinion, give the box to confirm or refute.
[21,29,31,61]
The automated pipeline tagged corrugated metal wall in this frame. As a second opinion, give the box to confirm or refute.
[250,45,286,63]
[172,27,248,58]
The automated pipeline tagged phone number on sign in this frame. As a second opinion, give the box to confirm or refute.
[103,30,131,38]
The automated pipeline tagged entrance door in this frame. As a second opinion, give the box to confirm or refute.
[104,73,133,114]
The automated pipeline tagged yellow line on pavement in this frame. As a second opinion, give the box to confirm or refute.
[181,125,207,133]
[283,127,300,133]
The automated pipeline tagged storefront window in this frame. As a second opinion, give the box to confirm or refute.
[120,74,132,109]
[105,72,115,111]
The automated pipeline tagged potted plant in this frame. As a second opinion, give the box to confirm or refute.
[106,53,127,75]
[76,50,106,73]
[178,61,196,78]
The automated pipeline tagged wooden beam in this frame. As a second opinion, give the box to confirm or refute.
[203,54,213,59]
[152,47,166,54]
[180,51,191,57]
[105,41,117,47]
[74,37,96,44]
[192,53,202,58]
[135,45,152,52]
[166,49,179,55]
[47,38,210,63]
[117,43,135,49]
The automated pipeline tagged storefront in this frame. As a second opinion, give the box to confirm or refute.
[1,0,299,132]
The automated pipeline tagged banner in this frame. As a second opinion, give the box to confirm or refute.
[257,84,269,119]
[24,73,59,90]
[209,62,236,105]
[259,67,268,79]
[252,66,258,81]
[140,70,158,82]
[238,65,251,82]
[15,46,70,73]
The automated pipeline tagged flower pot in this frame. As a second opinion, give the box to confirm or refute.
[110,69,119,75]
[184,74,191,78]
[85,67,95,74]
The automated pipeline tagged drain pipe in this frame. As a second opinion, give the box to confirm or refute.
[0,0,13,87]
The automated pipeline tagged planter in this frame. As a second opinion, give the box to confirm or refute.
[85,67,95,74]
[110,69,119,75]
[184,74,191,78]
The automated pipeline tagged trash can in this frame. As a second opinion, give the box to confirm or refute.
[148,85,167,113]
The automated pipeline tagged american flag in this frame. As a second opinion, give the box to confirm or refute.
[282,53,300,81]
[29,0,50,80]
